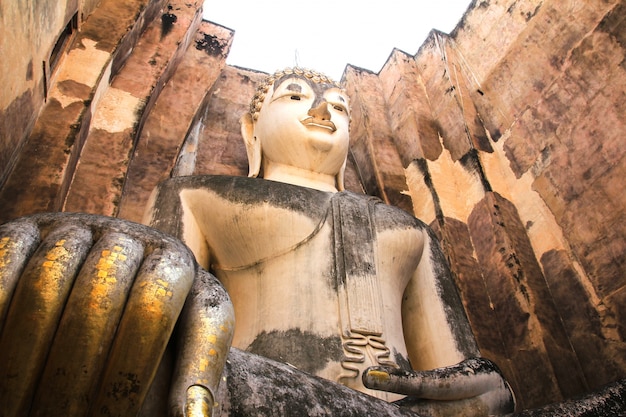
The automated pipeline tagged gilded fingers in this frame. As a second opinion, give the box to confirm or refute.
[170,270,235,417]
[0,219,40,332]
[91,245,195,417]
[0,213,226,416]
[30,232,145,416]
[0,223,93,417]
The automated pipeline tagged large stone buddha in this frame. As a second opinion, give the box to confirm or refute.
[144,68,514,416]
[3,66,625,416]
[0,67,513,417]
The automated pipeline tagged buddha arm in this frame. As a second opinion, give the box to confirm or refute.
[401,226,479,371]
[365,226,515,416]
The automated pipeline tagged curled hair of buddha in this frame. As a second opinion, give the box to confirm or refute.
[249,67,341,120]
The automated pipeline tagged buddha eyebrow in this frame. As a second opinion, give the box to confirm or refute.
[326,92,346,103]
[285,83,302,93]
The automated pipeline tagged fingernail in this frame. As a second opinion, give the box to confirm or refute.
[185,385,213,417]
[366,370,390,384]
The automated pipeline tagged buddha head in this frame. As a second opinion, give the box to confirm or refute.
[241,68,351,192]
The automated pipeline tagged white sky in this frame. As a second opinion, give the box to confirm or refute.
[202,1,473,81]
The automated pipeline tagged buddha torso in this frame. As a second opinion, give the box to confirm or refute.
[165,176,426,399]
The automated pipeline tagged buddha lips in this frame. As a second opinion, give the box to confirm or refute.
[300,117,337,132]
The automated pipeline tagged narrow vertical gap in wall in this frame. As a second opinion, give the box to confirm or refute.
[43,12,79,100]
[42,61,48,102]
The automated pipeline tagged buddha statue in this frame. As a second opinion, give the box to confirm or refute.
[4,65,626,416]
[0,67,514,417]
[143,68,515,416]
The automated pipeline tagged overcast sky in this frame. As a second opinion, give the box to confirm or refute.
[202,1,473,80]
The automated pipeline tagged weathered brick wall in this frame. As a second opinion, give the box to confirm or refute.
[0,0,172,220]
[1,0,624,411]
[0,0,80,187]
[370,0,626,409]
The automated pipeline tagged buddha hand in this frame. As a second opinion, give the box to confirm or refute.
[363,357,515,416]
[0,213,233,417]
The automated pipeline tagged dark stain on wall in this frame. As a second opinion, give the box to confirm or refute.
[471,115,494,153]
[419,115,444,161]
[525,4,542,22]
[57,79,92,100]
[540,249,626,388]
[26,60,33,81]
[414,157,444,223]
[0,89,36,187]
[195,33,228,57]
[598,1,626,71]
[161,6,177,39]
[459,148,492,192]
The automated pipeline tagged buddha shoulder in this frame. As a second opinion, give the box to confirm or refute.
[149,175,335,269]
[368,196,429,233]
[155,175,331,213]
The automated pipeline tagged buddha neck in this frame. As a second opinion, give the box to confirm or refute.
[261,161,338,193]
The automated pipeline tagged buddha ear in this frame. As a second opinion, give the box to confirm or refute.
[241,113,261,178]
[336,157,347,191]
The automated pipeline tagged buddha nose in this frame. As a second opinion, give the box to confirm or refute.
[308,100,331,121]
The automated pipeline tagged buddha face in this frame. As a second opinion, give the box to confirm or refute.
[243,74,351,182]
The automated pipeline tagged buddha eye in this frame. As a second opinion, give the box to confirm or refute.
[290,95,301,101]
[333,105,344,112]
